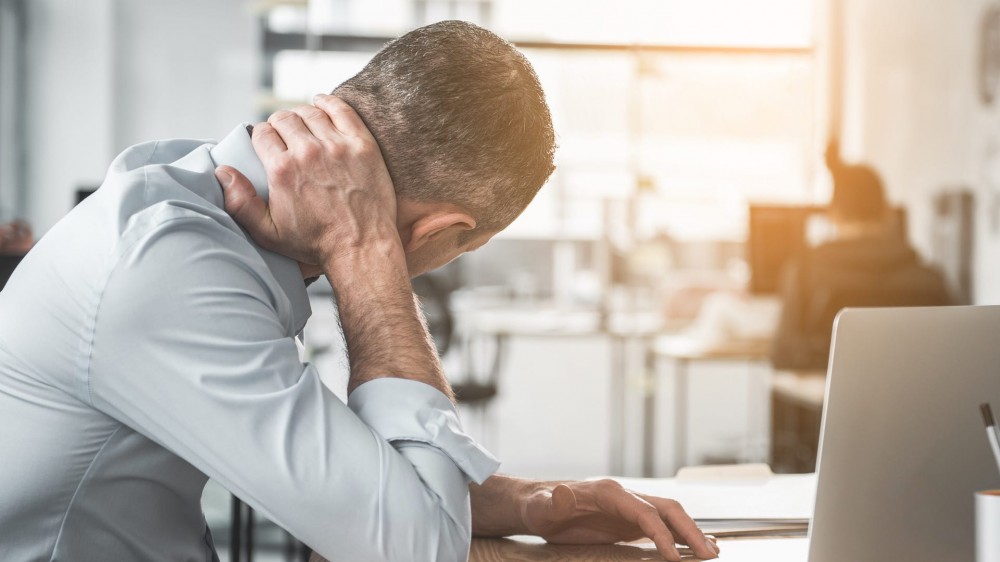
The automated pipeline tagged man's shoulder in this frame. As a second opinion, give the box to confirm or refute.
[93,135,243,248]
[108,137,215,175]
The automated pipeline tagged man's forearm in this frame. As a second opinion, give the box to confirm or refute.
[322,240,452,399]
[470,474,541,537]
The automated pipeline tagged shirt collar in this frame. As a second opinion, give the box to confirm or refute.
[210,124,312,334]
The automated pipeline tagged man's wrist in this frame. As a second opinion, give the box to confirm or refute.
[471,475,548,537]
[318,232,408,283]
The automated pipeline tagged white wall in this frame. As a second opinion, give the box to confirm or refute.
[841,0,1000,304]
[25,0,116,232]
[24,0,257,235]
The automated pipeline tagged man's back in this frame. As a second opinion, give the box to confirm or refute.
[0,124,497,562]
[771,235,952,371]
[0,133,282,560]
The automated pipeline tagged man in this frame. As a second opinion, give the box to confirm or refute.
[771,140,951,371]
[0,21,718,561]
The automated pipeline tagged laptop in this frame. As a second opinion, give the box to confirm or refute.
[808,306,1000,561]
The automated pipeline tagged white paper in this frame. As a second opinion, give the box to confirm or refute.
[611,473,817,521]
[628,537,810,561]
[712,537,809,561]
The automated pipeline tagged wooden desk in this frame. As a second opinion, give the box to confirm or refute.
[470,536,809,561]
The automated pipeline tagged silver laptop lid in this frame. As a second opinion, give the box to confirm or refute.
[809,306,1000,562]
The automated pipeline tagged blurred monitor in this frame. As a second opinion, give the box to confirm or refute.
[747,205,907,295]
[76,187,98,206]
[0,254,24,290]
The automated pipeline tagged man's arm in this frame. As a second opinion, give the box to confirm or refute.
[221,98,450,398]
[305,474,719,562]
[214,95,497,560]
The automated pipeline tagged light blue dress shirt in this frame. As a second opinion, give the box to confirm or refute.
[0,125,499,562]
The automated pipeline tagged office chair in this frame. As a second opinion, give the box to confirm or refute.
[769,259,952,471]
[802,266,952,365]
[411,274,505,410]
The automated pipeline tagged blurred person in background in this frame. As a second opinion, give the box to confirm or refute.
[0,219,32,254]
[771,140,952,371]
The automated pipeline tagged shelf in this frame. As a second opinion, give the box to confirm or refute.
[262,30,814,56]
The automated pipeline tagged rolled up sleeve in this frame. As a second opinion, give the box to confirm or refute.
[348,379,500,485]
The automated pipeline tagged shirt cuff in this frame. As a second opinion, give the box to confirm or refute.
[347,378,501,484]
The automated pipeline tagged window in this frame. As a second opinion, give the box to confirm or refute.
[264,0,823,241]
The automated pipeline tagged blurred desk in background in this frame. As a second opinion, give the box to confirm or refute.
[769,371,826,473]
[458,300,780,478]
[458,302,662,476]
[648,337,772,476]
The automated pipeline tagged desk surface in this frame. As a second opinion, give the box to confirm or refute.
[470,536,810,561]
[650,335,772,361]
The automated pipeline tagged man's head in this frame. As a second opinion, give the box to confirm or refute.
[825,140,888,235]
[829,165,886,225]
[333,20,556,276]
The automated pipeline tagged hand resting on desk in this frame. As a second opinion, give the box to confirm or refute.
[510,478,720,561]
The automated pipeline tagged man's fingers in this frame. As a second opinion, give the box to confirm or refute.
[643,495,719,559]
[313,94,371,139]
[288,105,339,142]
[251,122,287,161]
[267,110,317,152]
[592,481,680,561]
[630,502,680,561]
[216,165,277,248]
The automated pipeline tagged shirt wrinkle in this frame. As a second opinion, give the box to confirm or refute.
[51,425,124,558]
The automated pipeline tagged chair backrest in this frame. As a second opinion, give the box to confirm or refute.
[805,263,952,335]
[411,274,455,356]
[0,254,24,290]
[794,257,952,370]
[411,274,505,405]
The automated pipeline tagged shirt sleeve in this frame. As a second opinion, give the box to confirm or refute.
[87,209,498,562]
[348,379,499,484]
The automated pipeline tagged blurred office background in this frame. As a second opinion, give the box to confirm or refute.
[1,0,998,559]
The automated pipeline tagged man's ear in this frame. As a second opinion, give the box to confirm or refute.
[405,211,477,252]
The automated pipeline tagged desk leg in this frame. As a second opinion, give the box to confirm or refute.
[744,363,756,462]
[674,359,689,473]
[230,496,241,562]
[641,342,657,477]
[245,506,254,562]
[754,362,772,462]
[609,335,626,475]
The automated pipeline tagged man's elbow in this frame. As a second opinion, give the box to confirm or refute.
[307,500,471,562]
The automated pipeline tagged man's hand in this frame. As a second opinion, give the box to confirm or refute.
[218,95,451,398]
[521,480,719,561]
[217,94,400,269]
[471,475,719,562]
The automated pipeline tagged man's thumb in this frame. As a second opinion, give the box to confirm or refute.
[548,484,578,521]
[216,165,274,246]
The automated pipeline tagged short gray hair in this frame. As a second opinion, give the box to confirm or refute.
[334,20,557,235]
